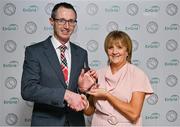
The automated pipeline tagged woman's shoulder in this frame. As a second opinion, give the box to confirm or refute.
[127,63,146,76]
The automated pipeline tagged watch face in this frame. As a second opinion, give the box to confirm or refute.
[146,57,158,70]
[127,3,139,16]
[25,21,37,34]
[4,3,16,16]
[6,113,18,125]
[132,40,139,52]
[146,21,158,34]
[166,3,178,16]
[106,21,119,32]
[166,110,177,122]
[87,40,98,52]
[166,75,177,87]
[5,77,17,89]
[86,3,98,16]
[147,94,158,105]
[45,3,54,15]
[4,40,17,53]
[166,39,178,52]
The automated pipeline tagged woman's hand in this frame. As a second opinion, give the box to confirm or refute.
[87,88,108,100]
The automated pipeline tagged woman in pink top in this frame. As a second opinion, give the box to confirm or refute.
[83,30,153,126]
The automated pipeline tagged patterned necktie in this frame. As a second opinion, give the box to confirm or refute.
[60,45,68,84]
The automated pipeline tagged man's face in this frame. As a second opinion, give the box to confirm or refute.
[50,7,77,44]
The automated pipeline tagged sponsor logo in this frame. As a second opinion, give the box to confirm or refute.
[89,60,101,68]
[166,3,178,16]
[146,21,158,34]
[4,40,17,53]
[86,40,98,52]
[164,59,179,66]
[165,95,179,102]
[86,3,98,16]
[44,26,53,31]
[5,113,18,126]
[105,5,120,13]
[166,39,178,52]
[150,77,160,84]
[166,75,177,87]
[24,21,37,34]
[4,97,19,104]
[144,5,160,13]
[132,40,139,52]
[146,57,158,70]
[145,112,160,120]
[24,118,31,123]
[23,5,38,12]
[132,59,141,66]
[45,3,55,15]
[5,77,17,89]
[3,3,16,16]
[85,24,100,31]
[106,21,119,32]
[166,110,177,122]
[145,41,160,49]
[147,94,158,105]
[2,24,18,31]
[127,3,139,16]
[3,60,19,68]
[165,24,180,31]
[125,24,140,31]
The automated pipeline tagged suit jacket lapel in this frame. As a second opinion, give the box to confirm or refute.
[69,43,79,87]
[42,36,67,88]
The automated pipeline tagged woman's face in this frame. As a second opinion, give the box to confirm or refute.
[107,42,128,67]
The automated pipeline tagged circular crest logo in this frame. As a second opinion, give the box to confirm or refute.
[146,57,159,70]
[25,21,37,34]
[147,93,158,105]
[4,40,17,53]
[166,110,178,122]
[166,3,178,16]
[146,21,158,34]
[45,3,55,15]
[5,77,17,89]
[3,3,16,16]
[106,21,119,32]
[166,74,178,87]
[127,3,139,16]
[166,39,178,52]
[5,113,18,126]
[87,40,98,52]
[86,3,98,16]
[132,40,139,52]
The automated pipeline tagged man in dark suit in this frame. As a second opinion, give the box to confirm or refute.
[21,2,88,126]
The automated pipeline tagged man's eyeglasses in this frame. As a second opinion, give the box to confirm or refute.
[53,18,77,26]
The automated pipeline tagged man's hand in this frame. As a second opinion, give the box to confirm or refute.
[64,90,87,111]
[78,69,98,92]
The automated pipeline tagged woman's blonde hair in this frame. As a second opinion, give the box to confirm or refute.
[104,30,132,63]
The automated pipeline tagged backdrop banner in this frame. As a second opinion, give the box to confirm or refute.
[1,0,180,126]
